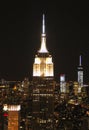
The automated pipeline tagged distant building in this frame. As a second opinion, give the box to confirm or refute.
[77,55,83,92]
[8,105,21,130]
[32,14,55,130]
[60,74,66,93]
[73,81,79,95]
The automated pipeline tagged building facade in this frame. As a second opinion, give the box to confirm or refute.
[8,105,21,130]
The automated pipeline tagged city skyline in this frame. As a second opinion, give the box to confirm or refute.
[0,1,88,82]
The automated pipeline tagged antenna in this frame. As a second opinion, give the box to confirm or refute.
[79,55,82,66]
[42,14,45,34]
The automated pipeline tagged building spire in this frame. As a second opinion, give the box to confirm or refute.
[79,55,82,66]
[42,14,45,34]
[38,14,48,53]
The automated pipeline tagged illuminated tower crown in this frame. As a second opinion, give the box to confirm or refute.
[38,14,48,53]
[33,14,54,77]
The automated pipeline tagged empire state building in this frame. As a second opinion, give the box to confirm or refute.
[31,15,55,130]
[33,14,54,78]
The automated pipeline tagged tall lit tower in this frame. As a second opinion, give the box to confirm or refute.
[33,14,54,77]
[32,14,55,130]
[77,55,83,88]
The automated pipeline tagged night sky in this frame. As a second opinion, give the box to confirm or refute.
[0,1,89,82]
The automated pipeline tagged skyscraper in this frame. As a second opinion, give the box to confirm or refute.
[77,55,83,92]
[31,14,55,130]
